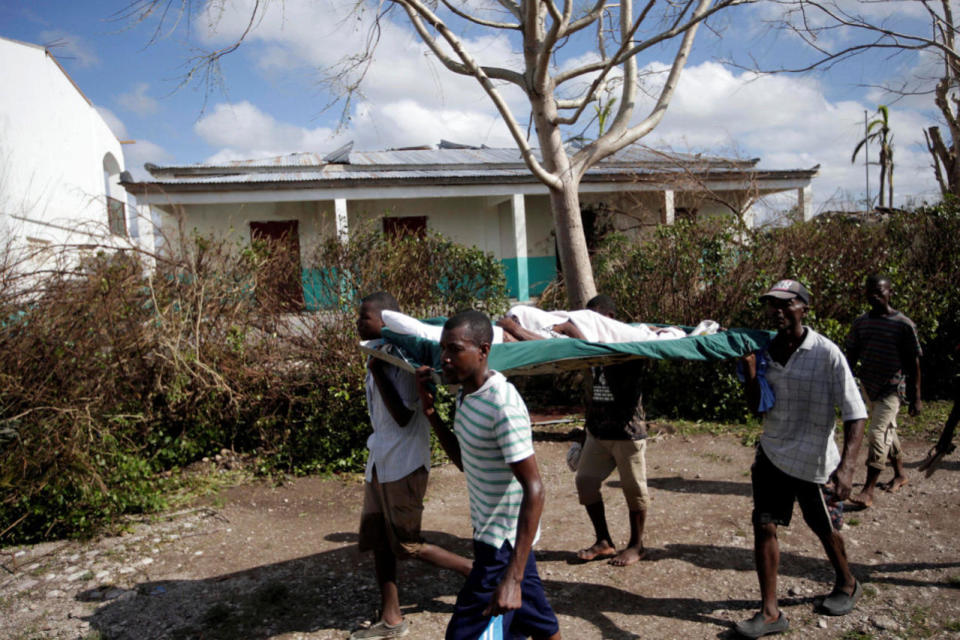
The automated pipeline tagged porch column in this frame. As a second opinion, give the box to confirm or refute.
[335,198,349,243]
[798,185,813,221]
[511,193,530,301]
[661,189,675,225]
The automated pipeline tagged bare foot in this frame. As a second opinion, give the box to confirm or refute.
[576,541,616,562]
[884,476,909,493]
[847,492,873,509]
[608,546,645,567]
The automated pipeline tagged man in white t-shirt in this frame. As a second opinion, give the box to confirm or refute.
[736,280,867,639]
[352,292,471,640]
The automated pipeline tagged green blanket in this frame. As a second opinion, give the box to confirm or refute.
[378,324,772,376]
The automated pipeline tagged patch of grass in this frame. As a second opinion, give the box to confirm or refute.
[944,619,960,632]
[947,574,960,586]
[658,417,763,447]
[898,399,955,439]
[903,606,937,638]
[698,452,734,464]
[838,631,874,640]
[165,467,249,511]
[862,584,878,598]
[846,517,861,527]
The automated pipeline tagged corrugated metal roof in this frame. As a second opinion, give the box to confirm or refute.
[130,165,816,187]
[144,143,757,173]
[132,142,806,189]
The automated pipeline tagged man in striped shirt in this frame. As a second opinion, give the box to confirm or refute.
[846,275,922,508]
[416,310,561,640]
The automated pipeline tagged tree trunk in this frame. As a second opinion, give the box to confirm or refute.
[549,176,597,309]
[529,82,597,309]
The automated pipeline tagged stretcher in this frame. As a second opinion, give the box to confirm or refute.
[361,319,772,378]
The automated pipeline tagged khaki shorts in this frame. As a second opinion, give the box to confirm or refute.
[575,432,649,511]
[358,466,428,557]
[866,393,902,469]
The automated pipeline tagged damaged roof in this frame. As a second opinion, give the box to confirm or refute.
[125,141,816,193]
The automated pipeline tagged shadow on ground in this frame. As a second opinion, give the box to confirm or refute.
[79,526,960,640]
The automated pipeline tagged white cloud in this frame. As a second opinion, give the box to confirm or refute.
[351,100,515,149]
[95,106,171,180]
[125,140,172,180]
[194,101,349,159]
[632,61,940,210]
[195,98,517,160]
[117,83,160,116]
[38,29,99,68]
[196,0,527,119]
[96,106,127,139]
[183,0,940,210]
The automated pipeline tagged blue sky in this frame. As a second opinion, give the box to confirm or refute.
[0,0,945,213]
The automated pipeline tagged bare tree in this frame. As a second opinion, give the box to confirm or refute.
[771,0,959,200]
[121,0,745,308]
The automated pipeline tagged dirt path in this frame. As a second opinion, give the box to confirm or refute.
[2,430,959,640]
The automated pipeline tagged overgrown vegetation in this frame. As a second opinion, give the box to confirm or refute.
[542,200,960,420]
[0,226,507,544]
[3,200,959,544]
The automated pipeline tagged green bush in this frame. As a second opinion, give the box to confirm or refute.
[540,201,960,419]
[0,227,508,544]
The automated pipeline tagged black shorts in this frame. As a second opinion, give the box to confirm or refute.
[751,445,837,537]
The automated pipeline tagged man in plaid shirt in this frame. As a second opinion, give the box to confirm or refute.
[736,280,867,639]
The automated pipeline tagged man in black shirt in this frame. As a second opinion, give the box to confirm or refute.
[574,296,649,567]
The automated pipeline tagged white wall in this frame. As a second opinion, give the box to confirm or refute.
[152,200,335,259]
[0,38,128,258]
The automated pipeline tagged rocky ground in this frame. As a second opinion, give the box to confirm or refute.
[2,427,959,640]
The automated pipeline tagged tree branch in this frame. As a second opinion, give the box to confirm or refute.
[439,0,520,29]
[398,0,561,188]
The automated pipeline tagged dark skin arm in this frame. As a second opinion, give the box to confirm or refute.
[496,316,586,341]
[496,316,547,341]
[830,417,866,500]
[483,454,545,616]
[907,355,923,416]
[368,357,414,427]
[551,320,587,340]
[415,365,462,470]
[739,352,763,417]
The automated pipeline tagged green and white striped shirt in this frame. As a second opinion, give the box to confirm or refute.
[454,371,538,549]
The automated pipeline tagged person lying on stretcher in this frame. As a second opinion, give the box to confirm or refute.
[379,296,718,344]
[497,296,697,343]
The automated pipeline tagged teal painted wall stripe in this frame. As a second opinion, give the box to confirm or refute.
[516,255,529,302]
[303,258,557,309]
[501,257,556,299]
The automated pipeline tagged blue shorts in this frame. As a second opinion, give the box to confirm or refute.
[446,540,559,640]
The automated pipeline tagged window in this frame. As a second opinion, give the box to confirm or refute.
[249,220,304,311]
[107,196,127,236]
[383,216,427,238]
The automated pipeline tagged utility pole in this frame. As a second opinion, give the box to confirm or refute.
[864,110,871,210]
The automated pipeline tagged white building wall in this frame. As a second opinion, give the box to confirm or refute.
[152,200,335,259]
[0,38,127,257]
